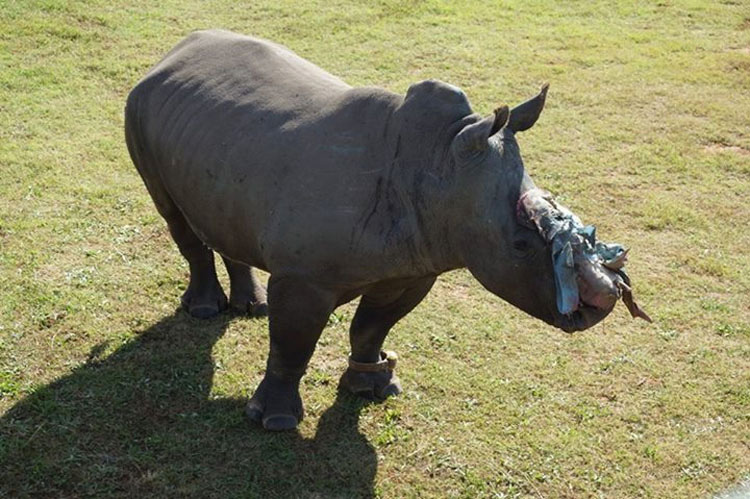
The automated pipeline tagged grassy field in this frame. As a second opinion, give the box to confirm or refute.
[1,0,749,497]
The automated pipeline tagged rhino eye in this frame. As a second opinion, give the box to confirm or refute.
[513,239,531,253]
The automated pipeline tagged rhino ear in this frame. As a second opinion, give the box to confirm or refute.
[490,105,510,136]
[508,83,549,133]
[452,105,509,161]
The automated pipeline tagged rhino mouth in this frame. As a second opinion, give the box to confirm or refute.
[554,268,651,332]
[518,188,651,332]
[554,301,611,333]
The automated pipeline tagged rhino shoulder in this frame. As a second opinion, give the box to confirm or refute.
[395,79,474,138]
[404,80,472,117]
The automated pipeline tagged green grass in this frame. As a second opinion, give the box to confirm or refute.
[1,0,749,497]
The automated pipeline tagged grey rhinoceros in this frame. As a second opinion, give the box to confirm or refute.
[125,30,649,431]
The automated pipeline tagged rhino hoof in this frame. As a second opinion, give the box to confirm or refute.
[246,373,303,431]
[245,405,297,431]
[185,299,228,318]
[340,368,402,401]
[377,378,402,399]
[230,296,269,318]
[263,414,298,431]
[181,288,228,319]
[251,301,269,317]
[245,400,301,431]
[187,304,222,319]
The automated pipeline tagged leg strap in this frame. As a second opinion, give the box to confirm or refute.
[347,350,398,373]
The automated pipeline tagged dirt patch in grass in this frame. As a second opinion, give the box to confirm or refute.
[704,142,750,156]
[728,59,750,73]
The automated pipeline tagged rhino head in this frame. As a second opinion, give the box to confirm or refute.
[444,84,650,332]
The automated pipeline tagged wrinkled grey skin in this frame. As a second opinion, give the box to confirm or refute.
[125,30,613,431]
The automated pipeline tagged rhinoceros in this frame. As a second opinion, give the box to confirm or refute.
[125,30,649,431]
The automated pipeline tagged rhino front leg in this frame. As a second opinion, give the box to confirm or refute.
[221,256,268,317]
[341,276,436,400]
[246,276,336,431]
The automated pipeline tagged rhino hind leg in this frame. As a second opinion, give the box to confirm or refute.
[136,169,227,318]
[340,276,436,400]
[246,276,336,431]
[166,214,228,319]
[221,257,268,317]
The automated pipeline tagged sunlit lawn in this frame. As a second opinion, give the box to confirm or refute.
[1,0,749,497]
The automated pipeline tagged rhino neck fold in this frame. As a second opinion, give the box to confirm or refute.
[396,150,467,276]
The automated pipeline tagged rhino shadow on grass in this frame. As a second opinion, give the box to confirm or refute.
[0,311,377,498]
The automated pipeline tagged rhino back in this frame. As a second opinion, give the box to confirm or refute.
[128,30,419,282]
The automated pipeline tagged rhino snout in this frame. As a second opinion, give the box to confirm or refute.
[575,262,622,311]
